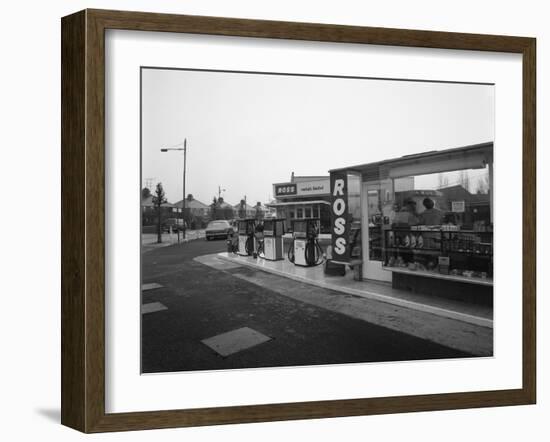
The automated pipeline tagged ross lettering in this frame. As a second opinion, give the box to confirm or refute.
[333,199,346,216]
[333,179,345,196]
[330,174,350,262]
[334,217,346,235]
[334,237,347,255]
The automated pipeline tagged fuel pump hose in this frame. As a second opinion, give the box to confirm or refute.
[305,238,325,266]
[287,239,295,263]
[245,236,255,255]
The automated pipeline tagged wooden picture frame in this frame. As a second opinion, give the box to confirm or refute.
[61,9,536,433]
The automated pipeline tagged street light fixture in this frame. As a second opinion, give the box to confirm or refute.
[160,139,187,241]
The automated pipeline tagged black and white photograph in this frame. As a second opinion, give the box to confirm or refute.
[140,67,494,374]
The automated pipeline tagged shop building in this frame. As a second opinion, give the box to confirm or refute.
[267,173,332,233]
[329,142,493,304]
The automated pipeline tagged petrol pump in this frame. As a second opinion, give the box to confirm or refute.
[288,218,324,267]
[261,218,285,261]
[237,219,256,256]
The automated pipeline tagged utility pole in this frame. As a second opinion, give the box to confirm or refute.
[160,138,187,241]
[182,139,187,240]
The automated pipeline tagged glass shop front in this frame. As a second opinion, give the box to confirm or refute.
[329,142,493,302]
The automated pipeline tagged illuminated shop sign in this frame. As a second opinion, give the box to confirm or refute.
[330,172,350,262]
[274,184,297,196]
[275,180,329,198]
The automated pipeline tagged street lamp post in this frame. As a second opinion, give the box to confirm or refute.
[161,139,187,242]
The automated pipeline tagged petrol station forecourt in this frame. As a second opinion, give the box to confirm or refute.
[141,142,494,373]
[141,236,490,374]
[141,67,495,372]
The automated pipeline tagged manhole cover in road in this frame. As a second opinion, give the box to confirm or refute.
[141,302,168,314]
[201,327,271,357]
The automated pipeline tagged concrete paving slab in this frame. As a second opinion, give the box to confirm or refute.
[142,282,164,291]
[201,327,271,357]
[142,302,168,314]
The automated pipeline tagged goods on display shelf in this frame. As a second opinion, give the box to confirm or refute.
[382,226,493,282]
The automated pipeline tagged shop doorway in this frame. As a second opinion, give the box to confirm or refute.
[361,181,392,282]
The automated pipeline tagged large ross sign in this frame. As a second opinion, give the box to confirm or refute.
[330,172,351,263]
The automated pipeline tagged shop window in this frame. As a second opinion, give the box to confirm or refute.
[393,166,492,229]
[319,203,331,234]
[347,173,362,260]
[305,207,312,218]
[380,159,493,279]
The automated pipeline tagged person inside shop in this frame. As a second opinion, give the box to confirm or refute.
[392,197,419,226]
[442,213,458,226]
[387,202,400,224]
[419,197,443,225]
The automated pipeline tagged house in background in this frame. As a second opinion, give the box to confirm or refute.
[233,201,255,218]
[233,200,276,220]
[210,197,235,221]
[141,193,175,226]
[173,194,209,217]
[438,184,491,226]
[173,194,210,228]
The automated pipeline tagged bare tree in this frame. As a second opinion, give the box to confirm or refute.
[254,202,264,221]
[210,197,219,220]
[475,174,490,194]
[458,171,470,192]
[152,183,167,243]
[238,199,246,219]
[437,173,449,189]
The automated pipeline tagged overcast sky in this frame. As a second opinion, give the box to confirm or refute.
[141,68,494,205]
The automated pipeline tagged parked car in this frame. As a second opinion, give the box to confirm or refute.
[205,220,234,240]
[161,218,186,233]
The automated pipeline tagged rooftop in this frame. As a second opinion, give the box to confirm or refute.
[329,142,493,177]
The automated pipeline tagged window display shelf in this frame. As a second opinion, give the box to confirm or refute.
[382,266,494,286]
[382,227,493,277]
[389,227,494,234]
[384,246,440,253]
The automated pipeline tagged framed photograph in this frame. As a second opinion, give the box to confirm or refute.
[61,9,536,433]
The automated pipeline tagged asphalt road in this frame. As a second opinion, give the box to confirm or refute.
[141,238,472,373]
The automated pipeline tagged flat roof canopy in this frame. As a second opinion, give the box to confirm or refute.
[329,142,493,179]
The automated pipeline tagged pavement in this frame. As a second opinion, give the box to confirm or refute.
[141,238,491,374]
[216,252,493,328]
[141,229,205,253]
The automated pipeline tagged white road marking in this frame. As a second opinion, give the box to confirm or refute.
[202,327,271,357]
[194,254,243,270]
[141,302,168,314]
[142,282,164,291]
